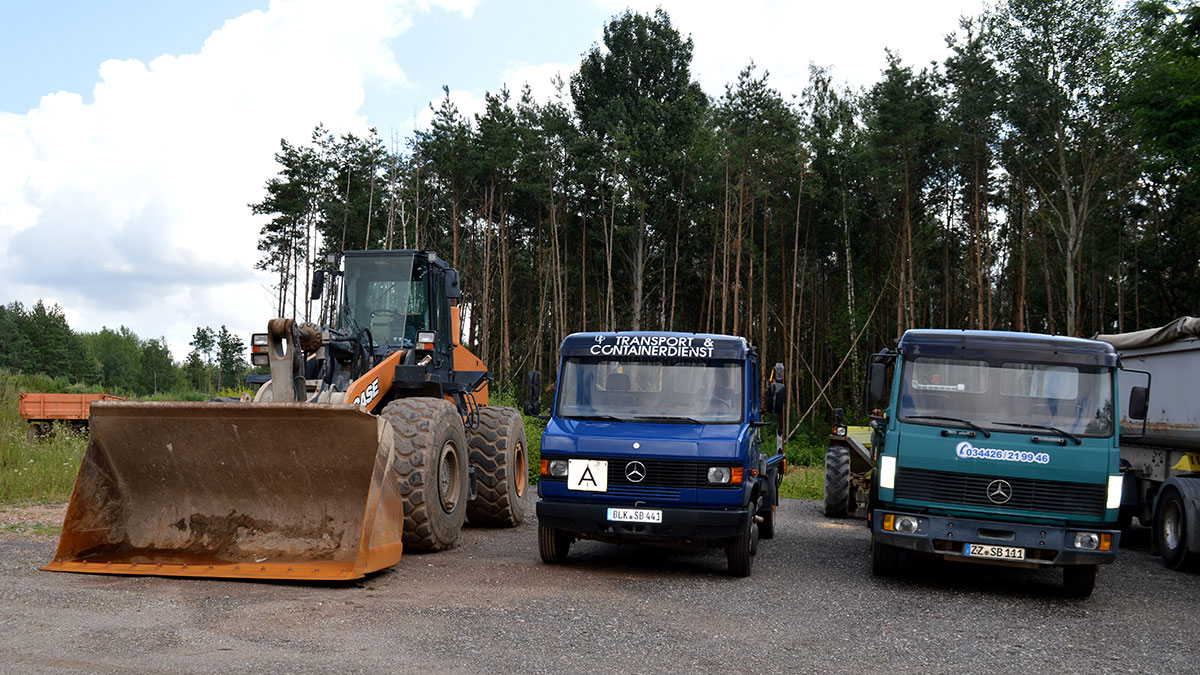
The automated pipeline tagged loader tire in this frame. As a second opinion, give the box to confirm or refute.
[466,406,528,527]
[824,445,851,518]
[380,398,469,552]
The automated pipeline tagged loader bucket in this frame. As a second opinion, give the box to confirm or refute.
[42,402,404,581]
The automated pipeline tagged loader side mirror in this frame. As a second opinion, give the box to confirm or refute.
[310,270,325,300]
[445,269,461,300]
[867,363,888,405]
[523,370,542,416]
[1128,386,1148,421]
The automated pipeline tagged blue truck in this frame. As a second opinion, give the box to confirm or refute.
[525,332,785,577]
[841,329,1148,597]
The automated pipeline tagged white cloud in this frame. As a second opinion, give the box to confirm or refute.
[0,0,475,360]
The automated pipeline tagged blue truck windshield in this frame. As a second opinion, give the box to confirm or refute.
[897,357,1114,437]
[557,357,744,423]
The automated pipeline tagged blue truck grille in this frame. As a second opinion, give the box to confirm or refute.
[894,467,1107,517]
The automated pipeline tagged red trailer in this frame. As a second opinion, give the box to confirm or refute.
[19,393,126,438]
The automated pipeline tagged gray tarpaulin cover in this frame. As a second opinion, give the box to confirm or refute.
[1094,316,1200,350]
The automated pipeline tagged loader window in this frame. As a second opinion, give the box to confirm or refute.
[340,255,430,348]
[557,357,743,423]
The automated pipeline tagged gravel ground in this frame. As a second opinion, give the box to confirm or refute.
[1,497,1197,674]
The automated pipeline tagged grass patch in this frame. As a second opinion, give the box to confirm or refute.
[0,521,62,538]
[779,465,824,500]
[1,372,90,504]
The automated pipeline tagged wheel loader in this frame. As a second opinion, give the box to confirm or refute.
[43,249,528,581]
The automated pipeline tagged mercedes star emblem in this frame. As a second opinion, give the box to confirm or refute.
[986,479,1013,504]
[625,461,647,483]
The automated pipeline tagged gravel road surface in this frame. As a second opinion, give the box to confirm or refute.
[1,497,1197,673]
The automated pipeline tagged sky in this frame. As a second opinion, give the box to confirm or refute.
[0,0,986,362]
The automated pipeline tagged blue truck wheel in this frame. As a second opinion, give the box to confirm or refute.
[726,513,755,577]
[538,522,571,564]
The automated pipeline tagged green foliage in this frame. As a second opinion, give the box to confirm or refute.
[0,371,89,504]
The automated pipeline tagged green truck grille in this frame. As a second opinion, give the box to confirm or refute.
[894,467,1106,517]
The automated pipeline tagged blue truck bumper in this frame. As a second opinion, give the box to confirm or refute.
[872,508,1120,566]
[537,500,750,545]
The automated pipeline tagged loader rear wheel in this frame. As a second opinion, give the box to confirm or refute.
[466,406,528,527]
[824,445,851,518]
[380,398,469,552]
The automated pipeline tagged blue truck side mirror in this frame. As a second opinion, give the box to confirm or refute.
[523,370,542,416]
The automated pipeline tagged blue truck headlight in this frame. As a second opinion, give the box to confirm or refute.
[548,460,568,477]
[1073,532,1100,550]
[879,455,897,490]
[1106,475,1123,510]
[707,467,731,484]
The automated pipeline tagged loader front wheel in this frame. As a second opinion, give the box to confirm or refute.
[381,398,470,551]
[466,406,528,527]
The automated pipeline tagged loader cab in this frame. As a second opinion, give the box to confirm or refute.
[338,250,452,357]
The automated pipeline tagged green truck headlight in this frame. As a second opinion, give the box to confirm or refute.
[1106,475,1123,510]
[879,455,897,490]
[1073,532,1100,550]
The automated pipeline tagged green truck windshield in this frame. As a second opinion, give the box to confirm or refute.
[897,357,1114,437]
[557,357,744,423]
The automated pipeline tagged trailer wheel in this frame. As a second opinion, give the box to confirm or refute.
[726,516,755,577]
[1155,487,1195,570]
[538,522,571,564]
[1062,564,1097,598]
[870,533,900,577]
[380,398,470,552]
[466,406,528,527]
[824,445,851,518]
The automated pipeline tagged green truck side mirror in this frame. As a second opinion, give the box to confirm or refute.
[1128,386,1149,421]
[867,362,888,404]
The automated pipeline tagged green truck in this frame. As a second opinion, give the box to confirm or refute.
[829,329,1149,597]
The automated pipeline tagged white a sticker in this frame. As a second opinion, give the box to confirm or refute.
[567,459,608,492]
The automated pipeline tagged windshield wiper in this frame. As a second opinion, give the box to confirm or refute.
[991,421,1081,445]
[565,414,632,422]
[629,415,705,424]
[906,414,991,438]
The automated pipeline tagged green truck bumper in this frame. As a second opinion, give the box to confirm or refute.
[872,508,1120,566]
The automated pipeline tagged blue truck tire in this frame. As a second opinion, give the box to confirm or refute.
[539,522,571,564]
